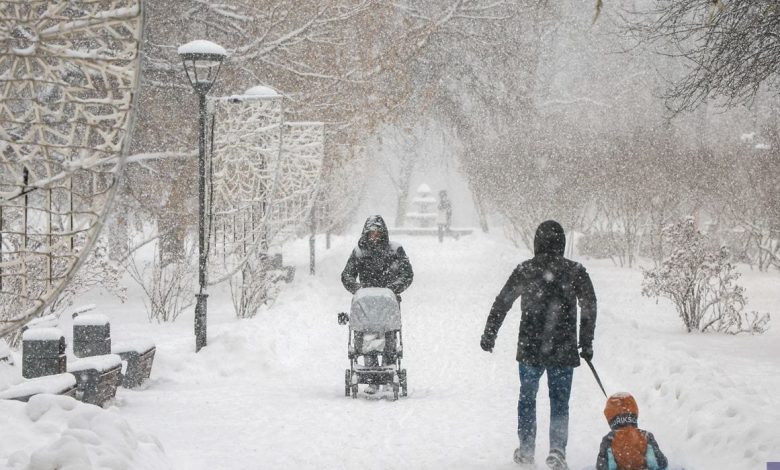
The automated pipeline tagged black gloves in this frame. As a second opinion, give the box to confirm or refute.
[480,334,495,352]
[579,344,593,362]
[337,312,349,325]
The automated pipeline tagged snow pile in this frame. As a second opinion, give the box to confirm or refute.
[0,394,170,470]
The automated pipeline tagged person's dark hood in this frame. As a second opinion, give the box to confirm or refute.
[533,220,566,256]
[358,215,390,250]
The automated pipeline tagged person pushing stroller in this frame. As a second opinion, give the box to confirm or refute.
[342,215,414,394]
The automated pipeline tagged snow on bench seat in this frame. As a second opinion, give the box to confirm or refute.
[68,354,122,373]
[0,373,77,402]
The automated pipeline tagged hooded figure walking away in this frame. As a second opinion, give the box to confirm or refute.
[342,215,414,394]
[480,220,597,470]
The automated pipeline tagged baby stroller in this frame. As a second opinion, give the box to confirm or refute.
[338,287,407,400]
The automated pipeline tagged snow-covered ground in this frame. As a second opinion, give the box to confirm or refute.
[2,229,779,469]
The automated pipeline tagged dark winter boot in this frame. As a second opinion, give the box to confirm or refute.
[513,448,534,467]
[545,449,568,470]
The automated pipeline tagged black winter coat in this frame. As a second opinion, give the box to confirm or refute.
[341,215,414,296]
[482,220,597,367]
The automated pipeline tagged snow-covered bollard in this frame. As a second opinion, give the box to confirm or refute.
[22,328,66,379]
[72,313,111,358]
[113,340,156,389]
[67,354,122,407]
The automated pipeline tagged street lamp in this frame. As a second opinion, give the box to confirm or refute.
[178,40,227,352]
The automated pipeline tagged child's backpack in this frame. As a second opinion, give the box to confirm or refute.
[606,427,661,470]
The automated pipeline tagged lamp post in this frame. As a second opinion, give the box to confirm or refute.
[178,40,226,352]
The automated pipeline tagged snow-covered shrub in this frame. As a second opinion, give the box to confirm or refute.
[641,217,770,334]
[229,254,289,319]
[1,238,125,347]
[577,232,622,260]
[47,239,127,318]
[127,242,196,323]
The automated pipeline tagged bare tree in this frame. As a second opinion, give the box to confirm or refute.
[624,0,780,111]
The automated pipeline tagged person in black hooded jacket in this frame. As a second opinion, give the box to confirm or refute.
[480,220,597,469]
[342,215,413,393]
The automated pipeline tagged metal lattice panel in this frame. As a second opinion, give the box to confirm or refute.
[0,0,143,336]
[268,121,324,241]
[209,92,284,279]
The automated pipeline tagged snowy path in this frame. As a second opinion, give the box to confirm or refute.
[111,232,780,470]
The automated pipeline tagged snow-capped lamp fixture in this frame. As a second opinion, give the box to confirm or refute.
[177,40,227,95]
[177,39,227,353]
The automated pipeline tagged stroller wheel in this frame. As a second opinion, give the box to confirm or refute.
[344,369,351,397]
[399,369,408,397]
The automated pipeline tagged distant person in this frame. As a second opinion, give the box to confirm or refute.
[480,220,597,470]
[437,190,453,242]
[596,393,668,470]
[342,215,413,394]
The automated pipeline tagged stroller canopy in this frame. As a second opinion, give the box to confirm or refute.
[350,288,401,333]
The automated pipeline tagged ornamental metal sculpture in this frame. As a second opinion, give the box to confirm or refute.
[0,0,143,337]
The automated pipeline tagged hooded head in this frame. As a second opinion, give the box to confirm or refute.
[604,392,639,430]
[358,215,389,251]
[534,220,566,256]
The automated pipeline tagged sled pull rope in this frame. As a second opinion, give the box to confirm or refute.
[586,359,608,397]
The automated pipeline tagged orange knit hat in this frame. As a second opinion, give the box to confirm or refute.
[604,392,639,429]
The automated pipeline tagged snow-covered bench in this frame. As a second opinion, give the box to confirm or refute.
[113,340,156,389]
[67,354,122,407]
[0,373,77,402]
[71,313,156,389]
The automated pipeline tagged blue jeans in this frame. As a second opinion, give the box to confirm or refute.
[517,364,573,459]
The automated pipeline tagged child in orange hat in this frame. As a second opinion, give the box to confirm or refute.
[596,393,668,470]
